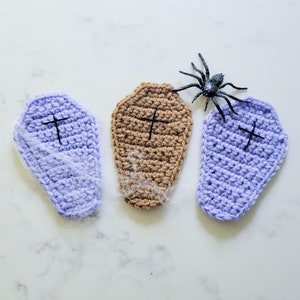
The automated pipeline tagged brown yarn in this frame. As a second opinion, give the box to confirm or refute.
[111,82,193,209]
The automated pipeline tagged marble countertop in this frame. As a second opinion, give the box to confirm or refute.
[0,0,299,299]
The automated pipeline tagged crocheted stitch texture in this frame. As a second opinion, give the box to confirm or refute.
[198,97,288,221]
[14,93,101,219]
[111,82,193,209]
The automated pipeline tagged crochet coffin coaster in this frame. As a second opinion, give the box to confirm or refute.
[198,97,288,221]
[111,82,193,209]
[14,93,101,219]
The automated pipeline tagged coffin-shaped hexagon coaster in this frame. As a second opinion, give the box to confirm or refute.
[14,93,101,219]
[111,82,193,209]
[198,97,288,221]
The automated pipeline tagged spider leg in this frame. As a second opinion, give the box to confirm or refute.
[191,62,205,84]
[198,53,210,78]
[179,71,204,86]
[204,97,210,111]
[219,82,248,90]
[191,91,203,103]
[211,98,226,122]
[216,93,238,115]
[172,83,201,92]
[218,91,249,103]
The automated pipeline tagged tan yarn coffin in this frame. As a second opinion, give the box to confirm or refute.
[111,82,193,209]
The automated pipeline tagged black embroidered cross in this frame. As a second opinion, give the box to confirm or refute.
[139,108,168,140]
[238,120,264,151]
[42,114,69,145]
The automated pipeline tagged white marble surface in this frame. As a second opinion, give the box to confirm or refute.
[0,0,299,299]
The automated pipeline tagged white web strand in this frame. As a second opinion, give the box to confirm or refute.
[14,124,101,187]
[119,150,168,204]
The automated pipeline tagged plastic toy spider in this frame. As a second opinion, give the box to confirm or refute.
[173,53,248,121]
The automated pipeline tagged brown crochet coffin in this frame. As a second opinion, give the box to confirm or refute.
[111,82,193,209]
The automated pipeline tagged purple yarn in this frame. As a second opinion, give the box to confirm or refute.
[14,93,101,219]
[198,97,288,221]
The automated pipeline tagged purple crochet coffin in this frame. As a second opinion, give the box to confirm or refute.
[198,97,288,221]
[14,93,101,219]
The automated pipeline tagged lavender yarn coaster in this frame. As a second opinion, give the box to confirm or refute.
[198,97,288,221]
[14,93,101,219]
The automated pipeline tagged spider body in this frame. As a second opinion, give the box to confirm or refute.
[173,53,248,121]
[203,73,224,97]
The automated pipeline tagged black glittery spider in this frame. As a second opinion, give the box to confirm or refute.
[173,53,248,121]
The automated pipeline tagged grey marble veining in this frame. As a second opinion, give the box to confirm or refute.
[0,0,299,299]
